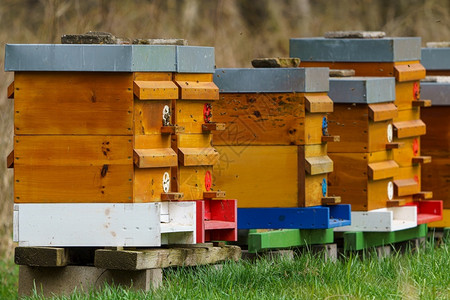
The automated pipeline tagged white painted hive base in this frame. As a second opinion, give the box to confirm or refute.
[13,202,196,247]
[334,206,417,232]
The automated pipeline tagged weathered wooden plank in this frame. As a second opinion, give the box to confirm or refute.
[175,81,219,100]
[133,81,178,100]
[178,147,219,166]
[133,148,177,168]
[94,246,241,270]
[369,103,398,122]
[305,156,333,175]
[368,160,399,180]
[14,72,133,135]
[15,247,69,267]
[394,120,426,138]
[394,63,426,82]
[7,81,14,99]
[305,94,333,113]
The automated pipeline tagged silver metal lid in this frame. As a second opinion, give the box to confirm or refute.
[329,77,395,104]
[421,48,450,71]
[290,37,421,62]
[214,68,329,93]
[421,82,450,105]
[4,44,215,73]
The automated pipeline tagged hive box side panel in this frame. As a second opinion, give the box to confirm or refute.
[328,153,368,210]
[327,104,369,153]
[14,203,161,247]
[213,93,305,146]
[421,107,450,156]
[14,136,133,203]
[134,168,172,202]
[14,72,133,135]
[214,146,299,208]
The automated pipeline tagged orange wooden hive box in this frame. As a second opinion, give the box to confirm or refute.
[290,33,433,205]
[5,43,224,204]
[212,66,340,208]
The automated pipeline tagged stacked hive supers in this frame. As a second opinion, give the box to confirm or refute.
[6,43,237,246]
[420,45,450,227]
[212,67,351,230]
[290,35,442,228]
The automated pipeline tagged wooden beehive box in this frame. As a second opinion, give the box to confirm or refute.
[212,67,338,208]
[290,34,432,204]
[327,77,400,211]
[421,46,450,215]
[5,43,219,204]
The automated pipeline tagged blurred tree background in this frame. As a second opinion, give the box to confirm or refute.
[0,0,449,258]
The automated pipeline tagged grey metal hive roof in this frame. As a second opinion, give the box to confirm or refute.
[289,37,421,62]
[329,77,395,104]
[421,48,450,71]
[4,44,215,73]
[421,82,450,106]
[213,68,329,93]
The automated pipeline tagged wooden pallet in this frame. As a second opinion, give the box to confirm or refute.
[15,244,241,297]
[337,224,428,252]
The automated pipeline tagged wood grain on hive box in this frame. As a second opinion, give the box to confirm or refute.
[328,151,398,211]
[14,136,133,203]
[327,104,394,153]
[214,144,332,208]
[214,93,332,146]
[14,72,133,135]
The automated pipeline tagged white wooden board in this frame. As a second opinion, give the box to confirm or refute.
[160,202,196,245]
[14,202,197,247]
[334,206,417,232]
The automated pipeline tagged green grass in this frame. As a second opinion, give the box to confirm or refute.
[2,242,449,300]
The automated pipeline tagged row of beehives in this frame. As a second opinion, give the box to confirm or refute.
[212,34,448,232]
[5,33,449,248]
[6,42,238,247]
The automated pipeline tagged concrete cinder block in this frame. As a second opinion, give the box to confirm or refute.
[18,265,162,297]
